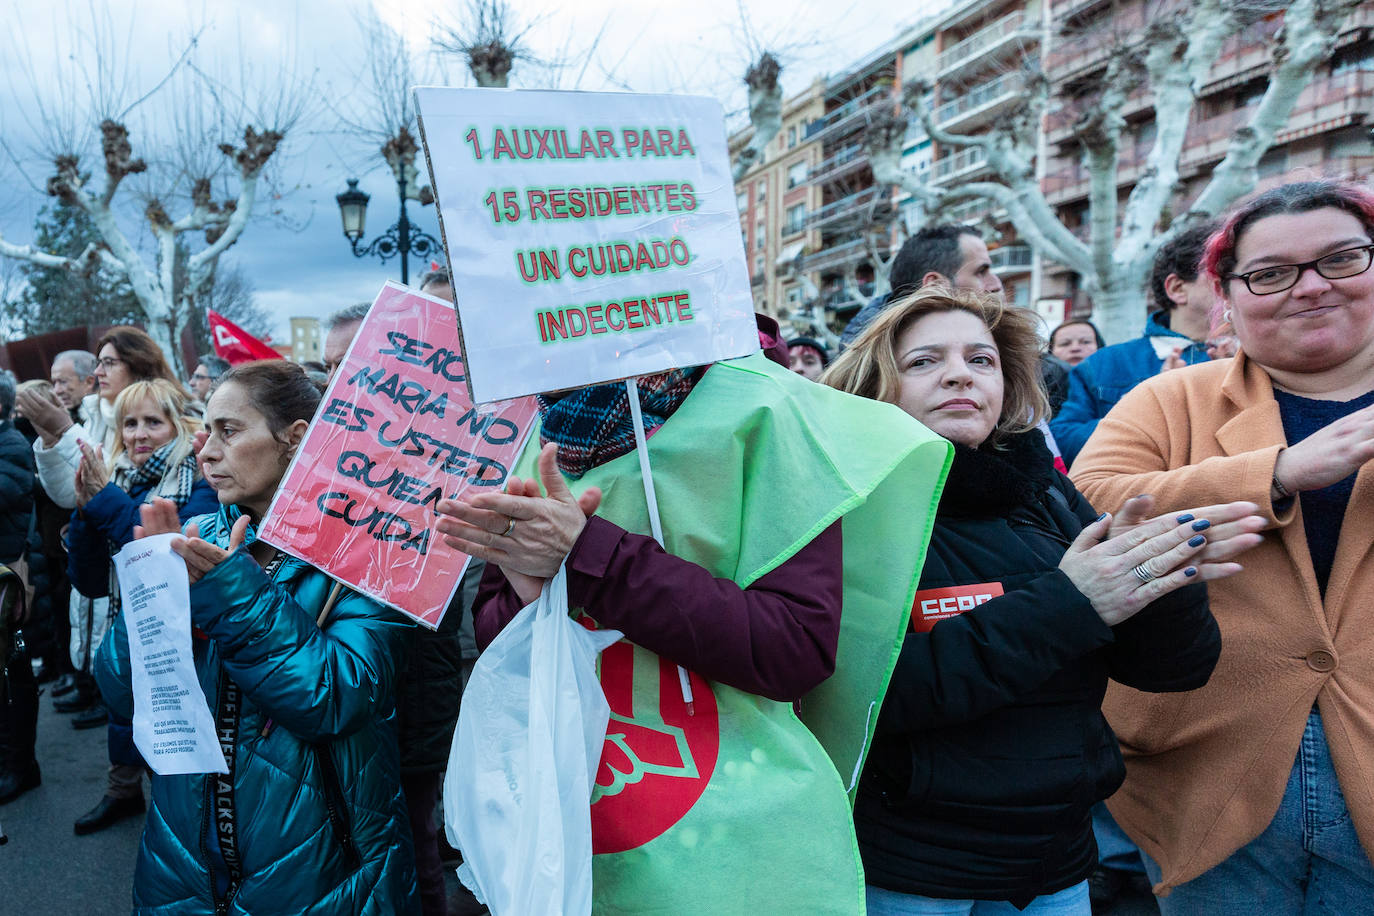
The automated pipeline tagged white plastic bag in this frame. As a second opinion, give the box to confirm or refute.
[443,563,621,916]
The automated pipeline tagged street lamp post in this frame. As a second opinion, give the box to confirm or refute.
[335,175,441,285]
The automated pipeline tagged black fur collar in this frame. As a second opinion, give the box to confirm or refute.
[938,430,1057,518]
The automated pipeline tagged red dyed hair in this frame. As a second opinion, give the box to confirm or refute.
[1202,180,1374,283]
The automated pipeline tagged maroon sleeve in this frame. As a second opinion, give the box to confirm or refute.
[473,516,844,701]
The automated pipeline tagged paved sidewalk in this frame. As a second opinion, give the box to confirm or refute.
[0,693,141,915]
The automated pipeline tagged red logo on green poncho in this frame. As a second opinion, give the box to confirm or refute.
[590,640,719,854]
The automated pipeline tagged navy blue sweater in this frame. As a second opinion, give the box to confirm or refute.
[1274,387,1374,597]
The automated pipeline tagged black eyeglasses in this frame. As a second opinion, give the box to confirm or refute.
[1225,244,1374,295]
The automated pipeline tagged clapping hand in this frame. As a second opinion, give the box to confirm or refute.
[1061,500,1264,626]
[74,441,109,508]
[15,387,70,446]
[435,443,602,604]
[1273,404,1374,496]
[134,498,250,585]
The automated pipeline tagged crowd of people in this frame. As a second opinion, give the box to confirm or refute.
[0,178,1370,916]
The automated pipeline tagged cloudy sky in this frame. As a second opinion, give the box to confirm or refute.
[0,0,949,343]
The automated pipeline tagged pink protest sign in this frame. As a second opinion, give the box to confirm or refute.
[257,281,539,628]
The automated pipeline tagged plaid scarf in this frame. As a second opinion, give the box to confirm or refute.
[106,440,201,621]
[538,368,702,479]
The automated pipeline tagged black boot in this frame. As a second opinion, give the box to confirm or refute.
[73,793,144,835]
[50,673,77,697]
[53,671,98,713]
[0,630,40,805]
[0,759,40,804]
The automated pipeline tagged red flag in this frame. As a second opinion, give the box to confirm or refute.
[207,311,281,364]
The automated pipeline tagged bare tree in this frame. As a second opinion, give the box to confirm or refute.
[432,0,538,88]
[733,52,785,181]
[864,0,1362,341]
[0,8,312,374]
[335,11,436,206]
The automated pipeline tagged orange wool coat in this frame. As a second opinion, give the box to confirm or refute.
[1070,353,1374,895]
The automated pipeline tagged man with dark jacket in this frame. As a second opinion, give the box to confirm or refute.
[325,277,474,916]
[841,224,1005,347]
[0,370,41,804]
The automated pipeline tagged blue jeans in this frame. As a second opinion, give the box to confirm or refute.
[1142,708,1374,915]
[1093,801,1146,873]
[865,881,1089,915]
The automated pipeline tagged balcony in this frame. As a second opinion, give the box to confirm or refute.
[990,244,1032,273]
[798,237,868,275]
[929,145,989,185]
[808,144,869,185]
[805,187,891,229]
[804,85,891,144]
[944,196,995,224]
[933,71,1024,132]
[936,13,1040,82]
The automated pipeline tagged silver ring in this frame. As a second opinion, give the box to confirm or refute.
[502,517,516,537]
[1131,563,1155,584]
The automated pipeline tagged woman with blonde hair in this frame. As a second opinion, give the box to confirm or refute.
[67,378,217,834]
[827,286,1263,915]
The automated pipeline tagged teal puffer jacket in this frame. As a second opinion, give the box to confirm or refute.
[95,506,420,915]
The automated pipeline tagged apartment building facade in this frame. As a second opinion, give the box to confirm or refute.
[728,79,828,320]
[730,0,1046,335]
[1040,0,1374,322]
[913,0,1047,313]
[732,0,1374,335]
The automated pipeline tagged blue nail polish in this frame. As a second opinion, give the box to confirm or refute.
[1176,513,1194,523]
[1192,519,1211,531]
[1184,567,1198,577]
[1096,512,1107,521]
[1188,535,1206,547]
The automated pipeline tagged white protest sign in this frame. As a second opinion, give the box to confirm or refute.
[414,88,760,404]
[114,535,227,776]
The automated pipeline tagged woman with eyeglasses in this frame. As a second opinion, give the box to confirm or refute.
[1072,180,1374,913]
[18,326,183,512]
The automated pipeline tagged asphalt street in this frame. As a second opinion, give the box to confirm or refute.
[0,691,141,915]
[0,682,1154,916]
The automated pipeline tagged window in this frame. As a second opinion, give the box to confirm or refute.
[1257,147,1288,178]
[736,188,748,212]
[785,203,806,235]
[756,178,768,203]
[786,285,804,306]
[787,160,808,189]
[1332,42,1374,76]
[756,220,767,250]
[787,126,797,149]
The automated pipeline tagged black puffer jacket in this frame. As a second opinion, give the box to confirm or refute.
[0,420,35,564]
[855,431,1220,907]
[394,560,481,772]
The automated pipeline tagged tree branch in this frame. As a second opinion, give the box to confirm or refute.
[1118,0,1230,265]
[950,181,1091,272]
[732,52,784,182]
[185,127,280,276]
[1190,0,1363,218]
[905,80,990,150]
[0,235,102,272]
